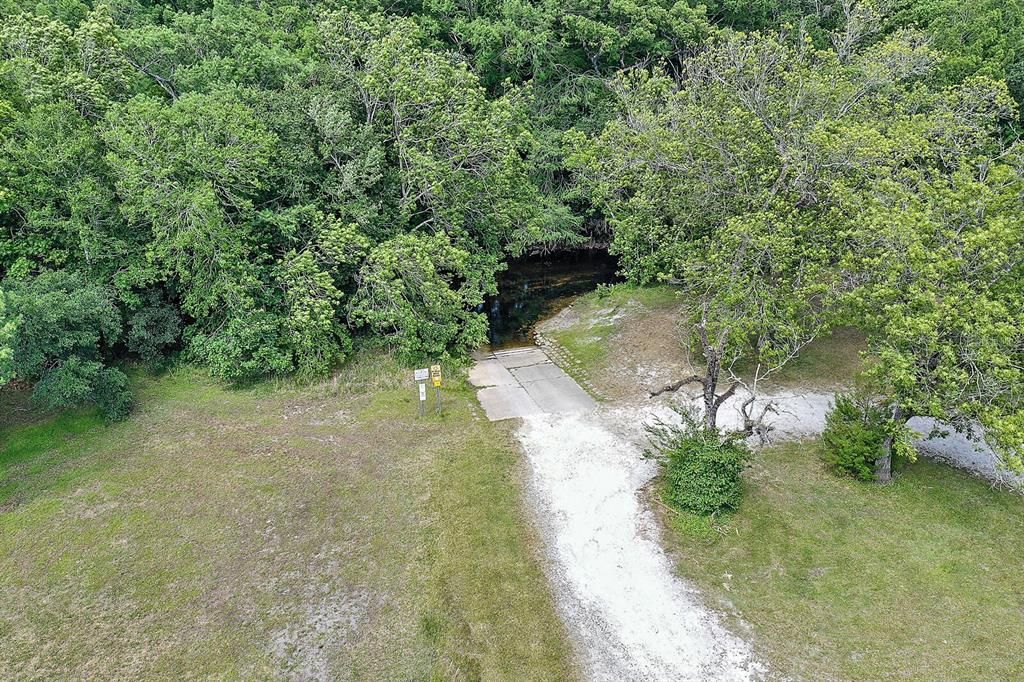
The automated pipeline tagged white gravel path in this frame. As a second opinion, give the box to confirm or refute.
[516,407,765,681]
[669,388,1023,488]
[506,352,1020,681]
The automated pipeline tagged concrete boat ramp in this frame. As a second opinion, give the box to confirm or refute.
[469,346,596,421]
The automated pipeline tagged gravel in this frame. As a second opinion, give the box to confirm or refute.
[516,407,765,681]
[667,388,1023,489]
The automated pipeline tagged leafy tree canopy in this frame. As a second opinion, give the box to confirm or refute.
[0,0,1019,449]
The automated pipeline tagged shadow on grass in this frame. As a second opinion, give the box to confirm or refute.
[0,402,109,510]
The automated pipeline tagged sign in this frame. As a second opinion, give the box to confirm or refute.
[414,368,429,382]
[418,383,427,401]
[430,364,442,387]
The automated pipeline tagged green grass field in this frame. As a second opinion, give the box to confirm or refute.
[663,443,1024,681]
[0,355,571,679]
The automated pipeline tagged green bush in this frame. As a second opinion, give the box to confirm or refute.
[821,393,890,481]
[4,271,133,421]
[646,409,751,515]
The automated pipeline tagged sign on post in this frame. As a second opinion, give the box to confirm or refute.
[414,368,428,417]
[430,364,443,413]
[414,366,444,416]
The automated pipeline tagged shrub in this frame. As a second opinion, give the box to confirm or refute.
[127,290,182,364]
[821,393,891,481]
[646,408,752,515]
[350,233,494,362]
[188,311,295,384]
[5,271,133,420]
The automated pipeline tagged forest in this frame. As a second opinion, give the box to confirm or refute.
[0,0,1021,471]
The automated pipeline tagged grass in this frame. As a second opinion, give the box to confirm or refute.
[542,283,688,399]
[0,354,572,679]
[549,283,681,369]
[662,442,1024,681]
[744,327,868,389]
[545,280,1023,679]
[545,284,865,399]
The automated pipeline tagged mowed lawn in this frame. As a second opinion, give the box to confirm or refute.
[0,355,571,679]
[663,443,1024,681]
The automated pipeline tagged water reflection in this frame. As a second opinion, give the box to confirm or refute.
[485,250,619,348]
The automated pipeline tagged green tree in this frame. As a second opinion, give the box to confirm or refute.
[102,90,276,318]
[839,144,1024,479]
[0,102,124,278]
[4,271,132,419]
[569,29,931,431]
[317,10,580,256]
[0,5,133,117]
[350,232,494,360]
[887,0,1024,105]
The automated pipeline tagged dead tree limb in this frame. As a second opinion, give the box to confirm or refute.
[648,375,705,398]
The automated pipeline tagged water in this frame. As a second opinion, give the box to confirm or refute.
[485,251,619,348]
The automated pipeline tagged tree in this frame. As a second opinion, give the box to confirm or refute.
[125,289,181,364]
[317,10,581,256]
[568,28,933,433]
[0,101,125,278]
[4,271,132,419]
[102,90,277,318]
[647,213,832,435]
[0,6,133,117]
[887,0,1024,105]
[839,143,1024,480]
[350,232,495,361]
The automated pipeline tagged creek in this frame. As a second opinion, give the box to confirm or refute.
[484,250,619,348]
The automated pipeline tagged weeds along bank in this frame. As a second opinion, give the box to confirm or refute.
[0,356,571,679]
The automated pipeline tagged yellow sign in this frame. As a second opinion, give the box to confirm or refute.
[430,364,442,387]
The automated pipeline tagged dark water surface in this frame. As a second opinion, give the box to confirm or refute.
[485,251,620,348]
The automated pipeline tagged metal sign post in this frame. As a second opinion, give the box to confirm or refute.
[430,364,442,413]
[414,368,428,417]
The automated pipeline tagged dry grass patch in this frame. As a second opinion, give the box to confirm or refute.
[0,354,571,680]
[541,284,867,399]
[541,284,691,400]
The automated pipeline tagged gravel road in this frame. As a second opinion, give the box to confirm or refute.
[516,406,765,681]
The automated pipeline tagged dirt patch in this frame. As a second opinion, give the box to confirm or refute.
[271,584,381,680]
[540,292,697,402]
[601,304,695,400]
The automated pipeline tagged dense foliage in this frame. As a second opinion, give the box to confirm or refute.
[822,393,915,481]
[646,406,752,514]
[571,10,1023,475]
[0,0,1021,439]
[3,271,132,418]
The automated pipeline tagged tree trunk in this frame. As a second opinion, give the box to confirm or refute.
[874,405,905,484]
[874,440,893,483]
[703,347,720,430]
[648,321,731,431]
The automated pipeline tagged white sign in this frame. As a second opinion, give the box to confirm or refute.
[414,368,429,381]
[418,383,427,401]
